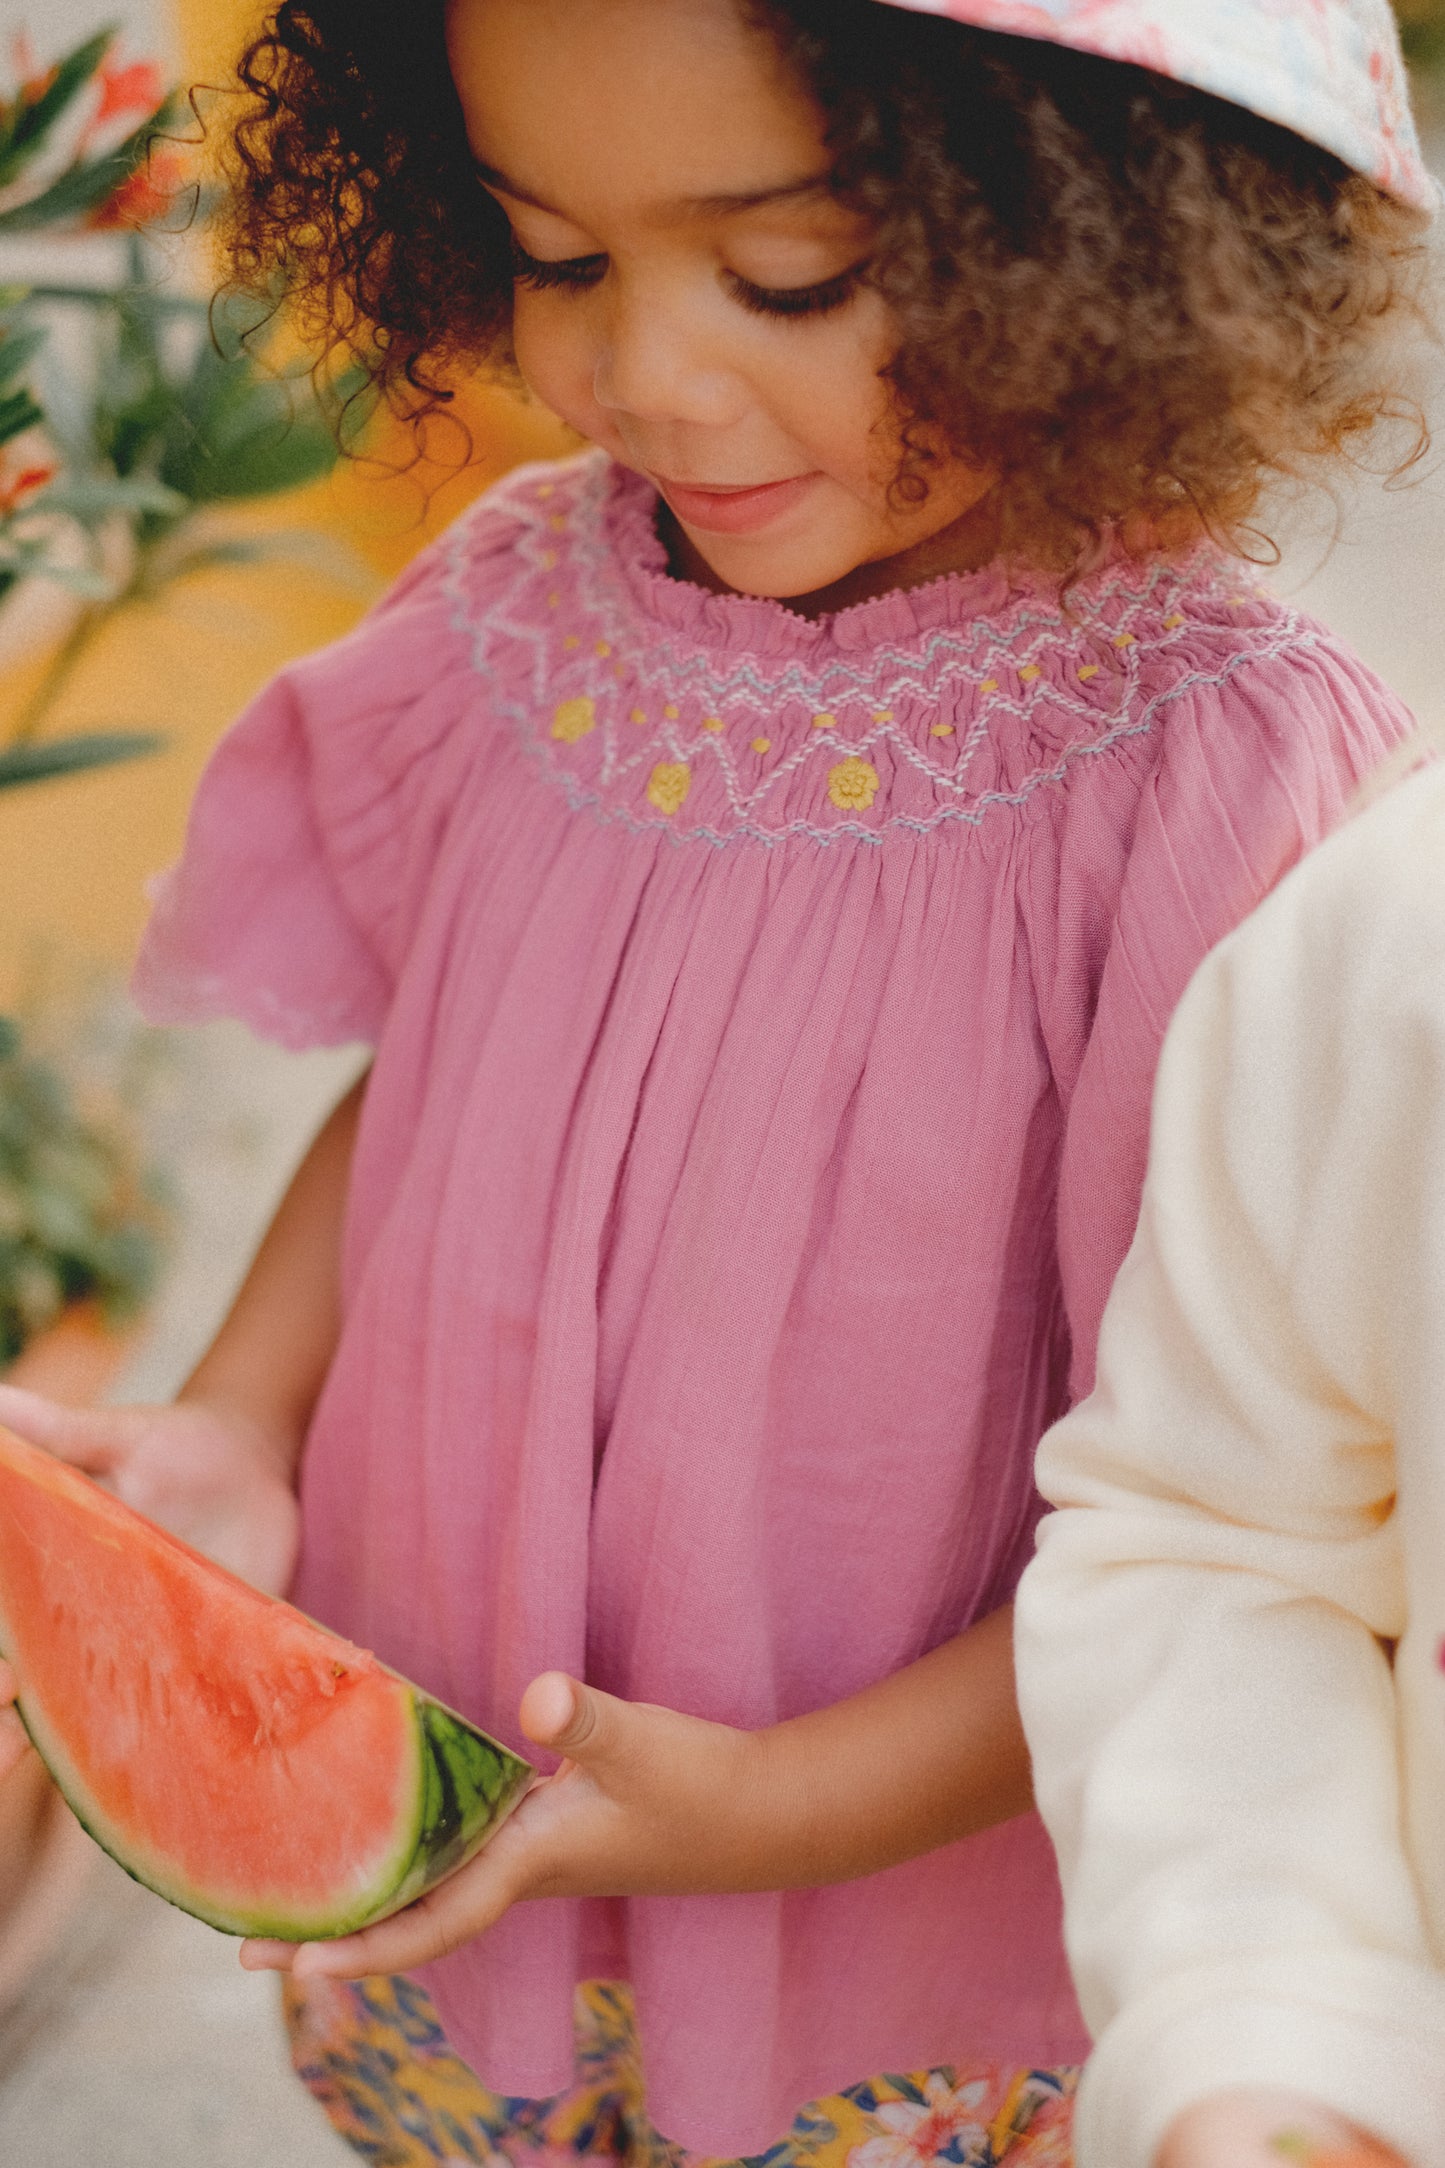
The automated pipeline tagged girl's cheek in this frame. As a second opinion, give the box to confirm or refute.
[511,302,609,444]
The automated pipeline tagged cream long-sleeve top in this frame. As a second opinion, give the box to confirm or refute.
[1015,754,1445,2168]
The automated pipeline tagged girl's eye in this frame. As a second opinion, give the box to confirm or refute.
[511,242,607,293]
[725,265,865,320]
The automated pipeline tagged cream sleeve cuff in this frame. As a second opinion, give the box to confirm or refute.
[1075,1950,1445,2168]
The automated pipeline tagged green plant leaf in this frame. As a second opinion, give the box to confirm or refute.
[0,153,127,232]
[13,562,116,601]
[161,536,270,573]
[0,324,47,390]
[0,98,179,234]
[171,417,345,501]
[0,733,160,790]
[37,473,186,521]
[0,29,117,188]
[0,385,43,447]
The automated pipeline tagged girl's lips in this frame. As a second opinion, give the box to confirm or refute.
[653,473,818,535]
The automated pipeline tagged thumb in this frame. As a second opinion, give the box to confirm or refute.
[519,1672,629,1765]
[0,1707,31,1784]
[0,1386,133,1475]
[0,1662,30,1782]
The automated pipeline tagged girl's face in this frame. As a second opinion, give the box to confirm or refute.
[445,0,993,608]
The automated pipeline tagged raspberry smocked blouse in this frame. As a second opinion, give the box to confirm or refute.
[134,453,1411,2156]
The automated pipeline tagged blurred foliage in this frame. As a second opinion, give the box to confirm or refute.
[0,24,369,1357]
[1397,0,1445,71]
[0,1011,165,1363]
[0,23,369,768]
[11,250,370,755]
[0,29,180,236]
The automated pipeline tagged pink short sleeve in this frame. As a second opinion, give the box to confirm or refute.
[1031,626,1417,1402]
[132,528,485,1051]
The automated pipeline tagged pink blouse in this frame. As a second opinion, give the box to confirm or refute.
[134,453,1410,2155]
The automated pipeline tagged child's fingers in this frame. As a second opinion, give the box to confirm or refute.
[1288,2148,1407,2168]
[0,1705,32,1782]
[237,1937,299,1972]
[1159,2095,1407,2168]
[241,1848,524,1979]
[0,1386,128,1474]
[518,1671,649,1777]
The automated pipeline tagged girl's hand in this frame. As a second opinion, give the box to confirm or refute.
[0,1660,28,1784]
[240,1672,770,1979]
[0,1385,301,1597]
[1157,2091,1407,2168]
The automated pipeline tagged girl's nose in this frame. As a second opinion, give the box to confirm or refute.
[592,283,746,432]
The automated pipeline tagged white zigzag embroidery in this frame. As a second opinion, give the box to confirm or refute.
[441,455,1315,851]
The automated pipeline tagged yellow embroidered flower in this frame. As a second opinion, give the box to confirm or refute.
[647,761,691,816]
[1078,664,1100,682]
[1019,664,1042,682]
[930,723,955,738]
[811,711,836,731]
[828,756,880,812]
[701,717,724,734]
[751,736,771,754]
[630,707,647,725]
[595,640,612,657]
[552,697,596,743]
[1112,630,1137,649]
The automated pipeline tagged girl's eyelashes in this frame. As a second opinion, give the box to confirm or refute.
[510,237,867,321]
[725,264,867,320]
[511,241,608,292]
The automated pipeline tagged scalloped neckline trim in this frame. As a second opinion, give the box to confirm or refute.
[592,453,1217,658]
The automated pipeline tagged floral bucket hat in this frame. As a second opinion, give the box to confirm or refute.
[874,0,1434,209]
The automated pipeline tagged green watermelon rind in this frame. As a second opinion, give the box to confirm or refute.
[3,1634,533,1943]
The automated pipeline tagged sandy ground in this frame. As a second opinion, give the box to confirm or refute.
[1,411,1444,2162]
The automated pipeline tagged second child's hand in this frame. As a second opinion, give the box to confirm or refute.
[0,1384,301,1597]
[1156,2092,1407,2168]
[0,1386,303,1795]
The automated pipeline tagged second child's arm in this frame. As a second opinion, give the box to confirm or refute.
[1015,795,1445,2168]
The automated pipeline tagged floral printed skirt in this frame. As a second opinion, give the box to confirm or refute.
[282,1975,1077,2168]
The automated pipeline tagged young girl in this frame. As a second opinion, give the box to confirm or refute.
[1014,746,1445,2168]
[0,2,1432,2163]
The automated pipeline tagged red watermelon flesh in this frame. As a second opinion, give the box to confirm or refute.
[0,1424,531,1939]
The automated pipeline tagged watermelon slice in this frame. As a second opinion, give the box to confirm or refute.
[0,1424,532,1939]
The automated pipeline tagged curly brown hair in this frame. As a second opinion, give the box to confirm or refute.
[223,0,1432,573]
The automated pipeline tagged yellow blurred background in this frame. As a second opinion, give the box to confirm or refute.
[0,0,571,1002]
